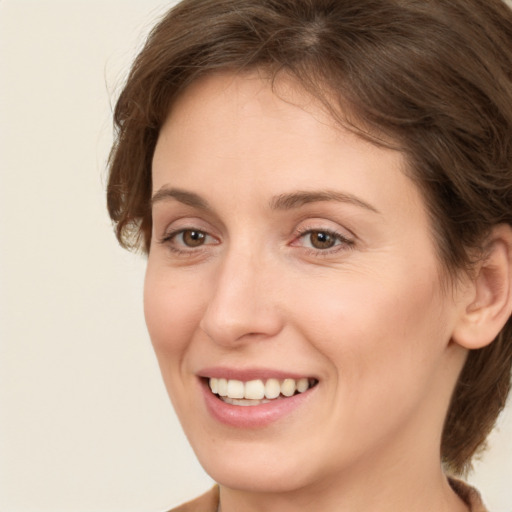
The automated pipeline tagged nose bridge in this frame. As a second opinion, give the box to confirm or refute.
[200,240,282,345]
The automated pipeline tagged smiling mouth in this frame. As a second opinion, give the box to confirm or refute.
[207,377,318,406]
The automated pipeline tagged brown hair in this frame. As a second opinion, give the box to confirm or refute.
[107,0,512,474]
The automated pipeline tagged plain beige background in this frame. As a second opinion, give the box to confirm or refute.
[0,1,510,511]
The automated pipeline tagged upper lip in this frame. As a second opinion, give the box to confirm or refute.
[197,367,317,381]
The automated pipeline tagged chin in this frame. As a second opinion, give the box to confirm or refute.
[205,461,308,494]
[190,435,329,494]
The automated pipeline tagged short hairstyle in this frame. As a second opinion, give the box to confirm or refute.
[107,0,512,475]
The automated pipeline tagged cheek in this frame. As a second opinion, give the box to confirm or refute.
[290,267,453,454]
[143,265,204,362]
[293,262,450,395]
[143,264,211,426]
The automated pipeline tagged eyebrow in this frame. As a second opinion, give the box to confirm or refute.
[151,187,379,214]
[151,187,211,210]
[270,190,380,214]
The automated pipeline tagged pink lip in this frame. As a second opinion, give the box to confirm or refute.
[198,371,317,429]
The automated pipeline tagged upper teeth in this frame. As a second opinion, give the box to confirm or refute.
[209,377,313,400]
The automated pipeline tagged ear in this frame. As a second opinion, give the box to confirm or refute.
[452,224,512,350]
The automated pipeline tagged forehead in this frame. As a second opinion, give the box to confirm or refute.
[153,71,417,213]
[159,70,343,150]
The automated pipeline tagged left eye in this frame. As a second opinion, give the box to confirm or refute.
[304,231,338,249]
[297,230,351,250]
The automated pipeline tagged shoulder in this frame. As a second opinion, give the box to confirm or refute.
[449,478,489,512]
[166,486,219,512]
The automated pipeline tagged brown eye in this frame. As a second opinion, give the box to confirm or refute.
[308,231,337,249]
[181,229,207,247]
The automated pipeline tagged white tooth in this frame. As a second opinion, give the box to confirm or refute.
[297,377,309,393]
[244,380,265,400]
[209,378,218,394]
[264,378,281,399]
[227,379,244,399]
[281,378,296,397]
[217,378,228,397]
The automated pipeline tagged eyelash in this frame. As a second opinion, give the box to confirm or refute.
[158,226,355,257]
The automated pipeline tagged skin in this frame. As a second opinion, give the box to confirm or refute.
[145,72,471,512]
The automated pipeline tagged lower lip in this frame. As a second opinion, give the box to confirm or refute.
[200,379,316,428]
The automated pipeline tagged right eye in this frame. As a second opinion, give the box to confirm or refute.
[175,229,208,247]
[161,228,219,252]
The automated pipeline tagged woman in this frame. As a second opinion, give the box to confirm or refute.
[107,0,512,510]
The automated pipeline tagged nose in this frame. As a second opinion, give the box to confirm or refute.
[199,247,284,347]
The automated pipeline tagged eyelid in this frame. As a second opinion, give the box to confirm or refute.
[156,215,218,242]
[292,218,355,239]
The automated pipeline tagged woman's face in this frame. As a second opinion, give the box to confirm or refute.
[146,72,467,493]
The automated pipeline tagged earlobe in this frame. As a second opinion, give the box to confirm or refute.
[452,224,512,350]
